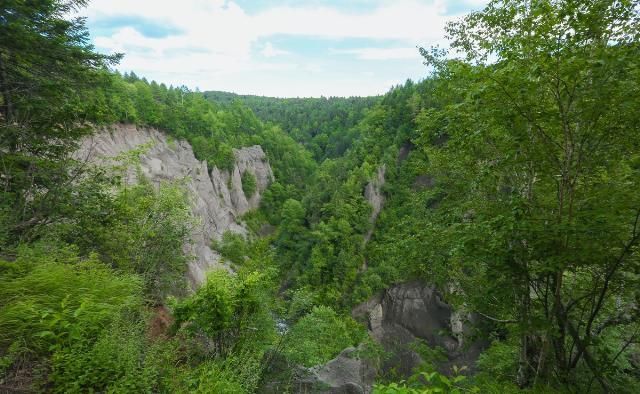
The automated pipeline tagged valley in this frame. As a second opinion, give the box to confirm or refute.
[1,1,639,393]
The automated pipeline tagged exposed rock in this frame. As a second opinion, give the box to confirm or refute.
[364,165,386,231]
[294,346,377,394]
[352,282,486,377]
[362,165,386,270]
[413,174,435,190]
[397,141,414,164]
[76,124,273,287]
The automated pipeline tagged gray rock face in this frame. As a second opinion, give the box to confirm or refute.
[295,346,377,394]
[352,282,486,377]
[362,165,386,270]
[76,124,273,287]
[364,165,386,234]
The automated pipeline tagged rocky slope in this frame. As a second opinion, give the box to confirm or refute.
[76,124,273,286]
[352,282,486,377]
[292,282,486,393]
[363,165,385,245]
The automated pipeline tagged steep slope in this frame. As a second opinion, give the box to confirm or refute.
[77,124,273,286]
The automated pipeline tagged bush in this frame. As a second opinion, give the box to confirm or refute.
[171,269,274,355]
[49,318,155,393]
[283,305,365,367]
[215,231,248,266]
[374,369,477,394]
[241,170,258,199]
[476,340,519,384]
[0,251,142,358]
[0,245,143,389]
[186,351,263,394]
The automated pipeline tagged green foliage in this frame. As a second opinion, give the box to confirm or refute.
[172,269,274,354]
[48,318,155,393]
[0,245,143,390]
[241,171,258,199]
[184,351,263,394]
[205,92,379,161]
[374,369,477,394]
[413,0,640,390]
[0,0,120,246]
[215,231,249,266]
[283,305,365,367]
[476,340,519,384]
[50,176,193,301]
[106,182,192,299]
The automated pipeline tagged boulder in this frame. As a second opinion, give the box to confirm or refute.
[294,346,377,394]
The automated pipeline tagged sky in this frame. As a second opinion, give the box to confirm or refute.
[81,0,487,97]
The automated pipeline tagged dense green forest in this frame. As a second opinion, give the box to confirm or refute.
[1,0,639,393]
[203,91,379,160]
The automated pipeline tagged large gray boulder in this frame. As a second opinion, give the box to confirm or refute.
[294,346,377,394]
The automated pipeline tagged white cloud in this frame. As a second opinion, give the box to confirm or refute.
[80,0,459,96]
[260,42,290,58]
[331,47,421,60]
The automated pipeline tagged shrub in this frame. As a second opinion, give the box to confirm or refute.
[215,231,248,266]
[283,305,365,367]
[186,351,263,394]
[0,246,143,389]
[0,252,142,358]
[374,369,477,394]
[241,170,258,199]
[49,318,155,393]
[171,270,274,356]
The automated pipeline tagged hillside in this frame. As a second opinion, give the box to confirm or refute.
[1,1,640,393]
[204,91,380,161]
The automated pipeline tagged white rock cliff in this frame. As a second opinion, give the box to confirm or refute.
[76,124,273,287]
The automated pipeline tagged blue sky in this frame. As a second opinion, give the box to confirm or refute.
[82,0,487,97]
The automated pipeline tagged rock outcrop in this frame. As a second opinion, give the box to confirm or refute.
[76,124,273,287]
[361,165,386,270]
[352,282,486,377]
[294,346,377,394]
[364,165,386,238]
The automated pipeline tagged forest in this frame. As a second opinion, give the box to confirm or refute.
[1,0,639,393]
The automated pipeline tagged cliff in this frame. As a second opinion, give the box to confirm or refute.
[76,124,273,287]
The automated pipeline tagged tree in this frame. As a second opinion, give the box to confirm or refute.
[418,0,640,390]
[276,199,309,272]
[0,0,120,247]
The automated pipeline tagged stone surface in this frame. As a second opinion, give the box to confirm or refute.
[413,174,435,190]
[397,141,414,163]
[295,346,377,394]
[76,124,273,287]
[364,165,386,234]
[362,165,386,270]
[352,281,486,377]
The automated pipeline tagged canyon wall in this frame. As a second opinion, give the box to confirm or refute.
[76,124,273,287]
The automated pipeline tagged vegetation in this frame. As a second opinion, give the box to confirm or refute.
[241,171,258,199]
[1,0,639,392]
[205,91,379,161]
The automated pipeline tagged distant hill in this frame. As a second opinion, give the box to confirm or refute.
[204,91,380,160]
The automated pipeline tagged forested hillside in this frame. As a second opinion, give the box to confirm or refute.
[204,91,379,161]
[1,0,639,393]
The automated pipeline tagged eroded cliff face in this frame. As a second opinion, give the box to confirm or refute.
[76,124,273,287]
[362,165,386,271]
[364,164,386,243]
[352,282,487,378]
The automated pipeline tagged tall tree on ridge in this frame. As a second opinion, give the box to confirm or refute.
[0,0,120,247]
